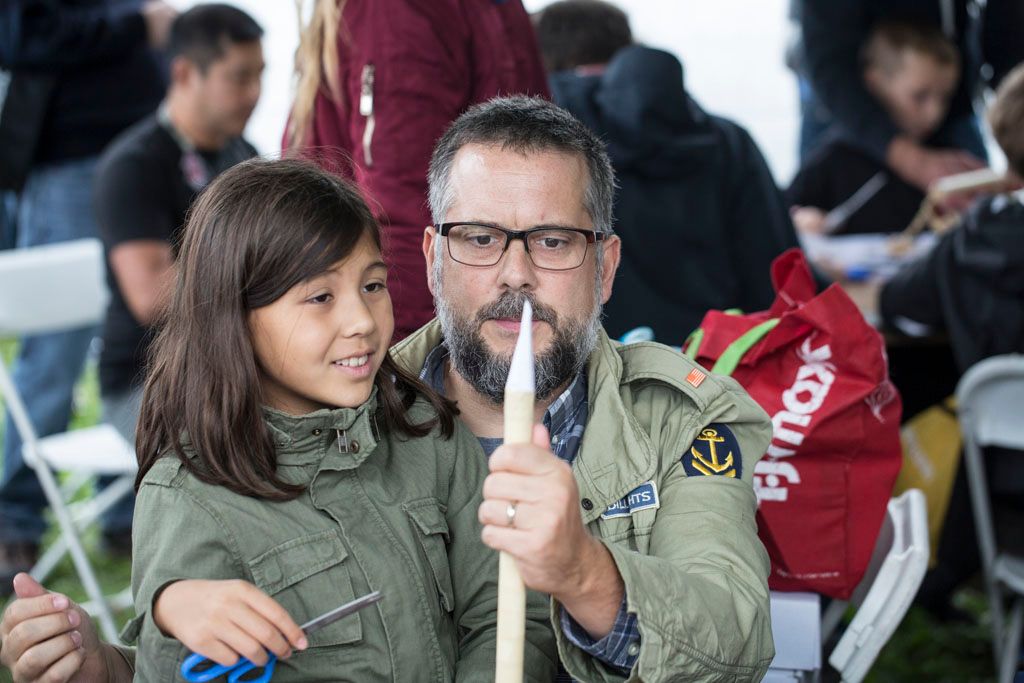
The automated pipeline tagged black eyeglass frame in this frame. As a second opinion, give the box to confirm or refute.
[436,222,607,271]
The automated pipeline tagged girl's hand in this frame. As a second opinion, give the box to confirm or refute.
[790,206,828,235]
[153,579,308,666]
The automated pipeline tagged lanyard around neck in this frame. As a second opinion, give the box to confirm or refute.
[157,101,213,191]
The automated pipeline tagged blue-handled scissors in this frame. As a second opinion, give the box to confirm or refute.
[180,590,382,682]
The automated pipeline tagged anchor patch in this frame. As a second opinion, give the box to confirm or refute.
[682,424,742,478]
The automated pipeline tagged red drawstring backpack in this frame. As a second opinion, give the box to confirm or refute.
[684,249,903,599]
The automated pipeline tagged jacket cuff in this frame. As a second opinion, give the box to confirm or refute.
[558,593,639,672]
[551,541,640,682]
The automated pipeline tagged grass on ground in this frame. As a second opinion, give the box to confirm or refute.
[0,338,999,682]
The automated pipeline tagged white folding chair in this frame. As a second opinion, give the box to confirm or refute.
[766,591,822,682]
[957,355,1024,683]
[0,239,137,643]
[823,489,929,683]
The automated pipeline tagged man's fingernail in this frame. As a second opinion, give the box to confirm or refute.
[70,630,82,647]
[53,594,69,609]
[68,610,81,627]
[297,637,308,650]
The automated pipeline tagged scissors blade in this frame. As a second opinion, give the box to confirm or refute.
[823,171,888,233]
[300,591,382,635]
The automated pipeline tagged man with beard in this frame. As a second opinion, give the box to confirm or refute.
[0,97,775,683]
[395,96,776,681]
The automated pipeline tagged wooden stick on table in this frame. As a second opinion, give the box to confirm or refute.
[496,300,535,682]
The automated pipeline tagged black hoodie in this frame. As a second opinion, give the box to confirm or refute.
[881,193,1024,373]
[0,0,165,165]
[549,46,799,345]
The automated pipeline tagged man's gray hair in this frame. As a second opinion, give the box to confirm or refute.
[427,96,616,235]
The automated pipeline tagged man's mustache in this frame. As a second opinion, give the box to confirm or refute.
[475,291,557,326]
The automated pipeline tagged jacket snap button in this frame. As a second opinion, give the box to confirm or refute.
[348,439,360,454]
[581,498,594,511]
[312,428,322,436]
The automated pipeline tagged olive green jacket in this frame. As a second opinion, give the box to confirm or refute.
[392,320,776,682]
[122,393,558,682]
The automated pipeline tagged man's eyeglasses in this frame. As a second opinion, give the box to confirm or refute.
[437,222,606,271]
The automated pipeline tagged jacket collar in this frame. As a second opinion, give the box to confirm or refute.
[574,328,658,523]
[261,387,380,469]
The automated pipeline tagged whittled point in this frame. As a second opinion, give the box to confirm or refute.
[505,300,534,393]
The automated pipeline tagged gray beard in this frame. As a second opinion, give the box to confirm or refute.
[436,289,600,405]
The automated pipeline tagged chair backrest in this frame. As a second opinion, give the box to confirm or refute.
[0,239,109,337]
[957,354,1024,451]
[828,489,929,683]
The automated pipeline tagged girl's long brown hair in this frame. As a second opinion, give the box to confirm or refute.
[136,158,455,500]
[286,0,346,150]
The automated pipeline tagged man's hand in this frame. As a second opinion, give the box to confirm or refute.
[887,136,985,194]
[479,425,624,639]
[0,573,111,683]
[141,1,177,50]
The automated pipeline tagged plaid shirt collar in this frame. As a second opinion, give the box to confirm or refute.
[420,342,589,465]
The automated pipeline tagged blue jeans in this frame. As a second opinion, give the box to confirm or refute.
[0,157,134,544]
[0,191,16,251]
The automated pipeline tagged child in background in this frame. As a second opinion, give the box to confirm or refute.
[119,159,555,681]
[880,63,1024,377]
[787,21,962,236]
[880,62,1024,622]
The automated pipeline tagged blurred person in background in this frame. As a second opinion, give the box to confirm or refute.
[879,65,1024,621]
[0,0,176,594]
[283,0,549,340]
[799,0,1024,192]
[93,3,261,463]
[535,0,799,344]
[788,21,961,236]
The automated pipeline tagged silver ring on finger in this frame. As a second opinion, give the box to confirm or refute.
[505,501,518,528]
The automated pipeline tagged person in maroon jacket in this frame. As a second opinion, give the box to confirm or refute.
[285,0,550,340]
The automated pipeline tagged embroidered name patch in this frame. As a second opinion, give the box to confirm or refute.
[682,424,742,478]
[601,481,660,519]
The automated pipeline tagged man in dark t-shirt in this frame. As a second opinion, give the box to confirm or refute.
[94,4,262,453]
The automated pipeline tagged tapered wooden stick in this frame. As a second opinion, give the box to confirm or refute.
[901,168,1011,239]
[496,300,534,683]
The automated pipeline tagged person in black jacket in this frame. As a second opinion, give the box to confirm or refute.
[800,0,1024,193]
[880,62,1024,621]
[0,0,174,593]
[534,0,799,345]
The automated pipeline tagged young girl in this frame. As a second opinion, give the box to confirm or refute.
[119,159,556,681]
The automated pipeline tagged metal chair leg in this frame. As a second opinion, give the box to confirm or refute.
[998,598,1023,683]
[30,459,121,643]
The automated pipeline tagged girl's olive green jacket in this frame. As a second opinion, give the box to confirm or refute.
[123,394,557,682]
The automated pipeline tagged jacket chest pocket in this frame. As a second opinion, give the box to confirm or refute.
[404,498,455,614]
[248,530,362,647]
[593,509,657,555]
